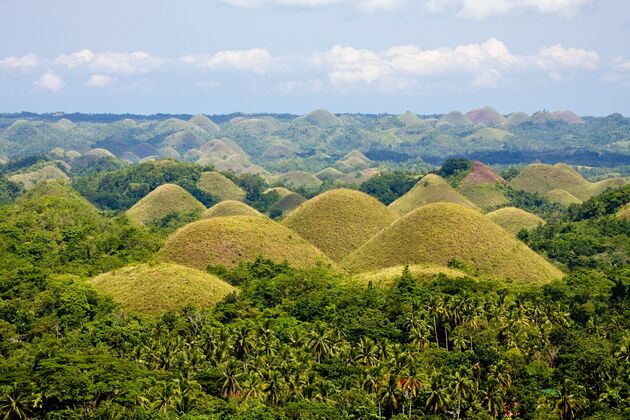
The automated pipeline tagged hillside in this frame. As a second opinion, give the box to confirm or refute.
[389,174,478,216]
[486,207,545,235]
[159,216,335,269]
[465,106,505,125]
[202,200,262,218]
[270,191,307,216]
[274,171,322,190]
[9,164,69,190]
[343,203,563,283]
[196,171,246,201]
[618,203,630,221]
[90,263,235,316]
[126,183,206,225]
[545,189,583,205]
[282,189,399,261]
[351,264,468,288]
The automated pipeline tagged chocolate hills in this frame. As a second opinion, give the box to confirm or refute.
[202,200,262,219]
[342,203,563,283]
[126,184,205,226]
[159,216,334,269]
[90,263,235,316]
[282,189,399,261]
[196,171,245,202]
[486,207,545,235]
[389,174,478,216]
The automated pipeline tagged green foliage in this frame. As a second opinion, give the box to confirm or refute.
[360,172,419,205]
[568,185,630,221]
[438,158,472,178]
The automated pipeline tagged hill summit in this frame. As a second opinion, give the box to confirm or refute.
[126,184,205,225]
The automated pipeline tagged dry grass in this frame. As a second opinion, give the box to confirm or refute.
[202,201,262,219]
[90,263,235,316]
[271,192,307,215]
[265,187,293,198]
[618,203,630,221]
[510,163,627,201]
[350,264,468,288]
[274,171,323,190]
[545,189,583,205]
[458,183,509,211]
[126,184,206,226]
[159,216,335,270]
[389,174,478,216]
[189,114,220,132]
[486,207,545,235]
[465,106,506,125]
[9,165,69,190]
[196,171,246,201]
[282,189,399,261]
[342,203,564,283]
[316,167,344,181]
[337,150,371,170]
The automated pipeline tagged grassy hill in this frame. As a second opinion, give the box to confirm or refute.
[504,112,529,127]
[188,114,220,132]
[202,200,262,219]
[397,111,427,126]
[9,164,69,190]
[545,189,583,205]
[438,111,471,127]
[486,207,545,235]
[298,109,341,127]
[389,174,478,216]
[274,171,323,190]
[270,191,307,216]
[316,167,344,181]
[618,203,630,221]
[196,171,245,202]
[90,263,235,316]
[159,216,335,270]
[351,264,468,288]
[126,183,206,226]
[282,189,399,261]
[458,161,508,210]
[510,163,626,201]
[343,203,563,283]
[465,106,505,125]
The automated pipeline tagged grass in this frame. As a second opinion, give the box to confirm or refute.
[298,109,341,127]
[486,207,545,235]
[510,163,626,201]
[465,106,505,125]
[84,148,116,159]
[271,192,307,215]
[342,202,564,283]
[438,111,471,126]
[265,187,293,198]
[618,203,630,221]
[545,189,582,205]
[397,111,427,126]
[202,200,262,219]
[504,112,529,127]
[389,174,478,216]
[263,144,295,158]
[316,167,344,180]
[189,114,220,132]
[337,150,371,170]
[350,264,468,288]
[196,171,246,201]
[9,164,69,190]
[465,127,512,143]
[458,183,509,211]
[159,216,335,270]
[126,183,206,226]
[274,171,322,190]
[282,189,399,262]
[90,262,235,316]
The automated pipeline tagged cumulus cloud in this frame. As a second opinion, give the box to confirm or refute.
[0,53,38,70]
[424,0,591,19]
[534,45,598,71]
[55,49,162,75]
[86,74,117,87]
[34,72,63,92]
[180,49,274,74]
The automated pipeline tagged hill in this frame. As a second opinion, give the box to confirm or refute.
[545,189,582,205]
[486,207,545,235]
[438,111,471,127]
[189,114,220,132]
[196,171,246,201]
[552,110,585,125]
[458,161,508,210]
[274,171,323,190]
[618,203,630,221]
[282,189,399,261]
[126,183,206,226]
[510,163,626,201]
[9,164,69,190]
[270,191,307,216]
[316,167,344,181]
[351,264,468,288]
[90,263,235,316]
[462,161,504,184]
[397,111,427,126]
[465,106,505,125]
[504,112,529,127]
[202,200,262,219]
[389,174,478,216]
[298,109,341,127]
[465,127,512,143]
[343,203,563,283]
[337,150,371,170]
[159,216,335,269]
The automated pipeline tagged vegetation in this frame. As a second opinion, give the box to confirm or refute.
[360,172,419,205]
[343,203,564,283]
[282,189,399,261]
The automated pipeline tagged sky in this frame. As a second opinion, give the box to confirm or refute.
[0,0,629,115]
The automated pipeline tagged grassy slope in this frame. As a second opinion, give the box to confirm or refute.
[545,189,583,205]
[274,171,323,190]
[389,174,478,216]
[90,263,235,316]
[9,165,69,190]
[282,189,399,261]
[202,200,262,218]
[343,203,563,283]
[126,183,206,225]
[272,192,307,215]
[618,203,630,221]
[351,264,468,288]
[159,216,335,270]
[458,183,508,211]
[196,171,246,201]
[486,207,545,235]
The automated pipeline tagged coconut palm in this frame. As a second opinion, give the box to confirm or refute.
[221,360,243,398]
[554,380,585,420]
[354,337,378,367]
[425,374,449,415]
[307,323,334,363]
[450,368,475,419]
[0,385,30,420]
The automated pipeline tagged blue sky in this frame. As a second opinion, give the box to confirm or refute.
[0,0,629,115]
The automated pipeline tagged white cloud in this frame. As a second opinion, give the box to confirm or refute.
[424,0,591,19]
[0,53,38,70]
[86,74,117,87]
[601,57,630,84]
[55,49,162,75]
[534,45,598,71]
[34,72,63,92]
[180,49,274,73]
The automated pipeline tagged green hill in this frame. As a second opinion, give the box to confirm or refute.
[504,112,529,127]
[389,174,478,216]
[159,216,335,270]
[90,263,235,316]
[126,184,205,226]
[465,127,512,143]
[202,200,262,219]
[189,114,220,132]
[9,164,69,190]
[337,150,371,170]
[438,111,471,127]
[270,191,307,216]
[510,163,626,201]
[316,167,344,181]
[545,189,582,205]
[343,203,563,283]
[282,189,399,261]
[196,171,246,201]
[298,109,341,127]
[397,111,427,126]
[274,171,323,190]
[486,207,545,235]
[618,203,630,221]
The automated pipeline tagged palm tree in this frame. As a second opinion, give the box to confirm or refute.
[232,325,255,372]
[0,385,30,420]
[450,368,475,419]
[307,323,334,364]
[426,295,443,346]
[450,329,470,352]
[480,378,504,418]
[221,361,243,398]
[378,374,401,417]
[554,380,584,420]
[398,368,424,418]
[263,371,287,407]
[425,374,449,415]
[170,375,202,415]
[354,337,378,367]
